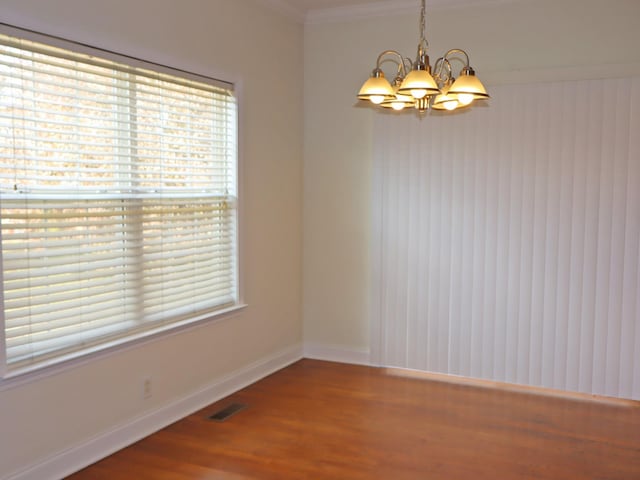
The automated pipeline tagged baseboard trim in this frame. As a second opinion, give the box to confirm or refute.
[6,344,303,480]
[303,343,371,366]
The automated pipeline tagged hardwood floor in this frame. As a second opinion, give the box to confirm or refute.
[67,359,640,479]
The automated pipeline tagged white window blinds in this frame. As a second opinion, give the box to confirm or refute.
[0,30,238,373]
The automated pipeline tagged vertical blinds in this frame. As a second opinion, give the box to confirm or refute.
[0,30,238,372]
[372,77,640,401]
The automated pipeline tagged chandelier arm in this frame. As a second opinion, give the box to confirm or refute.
[443,48,471,68]
[403,57,413,74]
[432,57,453,84]
[375,50,408,77]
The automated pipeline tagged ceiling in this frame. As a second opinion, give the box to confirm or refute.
[285,0,390,11]
[264,0,419,22]
[264,0,498,22]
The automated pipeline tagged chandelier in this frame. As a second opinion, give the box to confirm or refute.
[357,0,489,114]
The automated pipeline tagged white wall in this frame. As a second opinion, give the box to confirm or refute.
[303,0,640,359]
[0,1,303,478]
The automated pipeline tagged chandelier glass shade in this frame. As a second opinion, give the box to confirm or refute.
[357,0,489,114]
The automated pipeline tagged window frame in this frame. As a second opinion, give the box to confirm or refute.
[0,23,246,384]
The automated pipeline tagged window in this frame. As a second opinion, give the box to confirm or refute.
[0,27,238,375]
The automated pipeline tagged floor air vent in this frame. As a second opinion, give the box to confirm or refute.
[208,403,247,422]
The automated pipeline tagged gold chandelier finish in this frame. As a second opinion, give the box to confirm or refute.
[357,0,489,115]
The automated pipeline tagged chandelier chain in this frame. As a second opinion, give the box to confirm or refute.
[419,0,427,48]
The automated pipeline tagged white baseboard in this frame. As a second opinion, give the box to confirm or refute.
[303,342,371,366]
[7,344,303,480]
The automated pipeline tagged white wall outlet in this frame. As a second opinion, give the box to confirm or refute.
[142,377,152,399]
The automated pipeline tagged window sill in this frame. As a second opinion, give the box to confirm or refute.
[0,303,248,391]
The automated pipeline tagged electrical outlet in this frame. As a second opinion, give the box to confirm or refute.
[143,377,152,399]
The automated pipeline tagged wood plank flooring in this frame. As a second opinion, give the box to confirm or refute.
[67,359,640,479]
